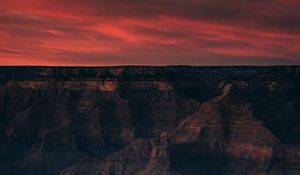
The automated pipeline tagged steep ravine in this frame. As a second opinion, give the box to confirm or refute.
[0,66,300,175]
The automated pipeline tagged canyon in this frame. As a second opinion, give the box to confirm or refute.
[0,66,300,175]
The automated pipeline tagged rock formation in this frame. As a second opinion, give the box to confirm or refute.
[0,66,299,175]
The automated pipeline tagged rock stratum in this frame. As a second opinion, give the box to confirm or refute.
[0,66,300,175]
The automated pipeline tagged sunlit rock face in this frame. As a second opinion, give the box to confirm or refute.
[0,66,300,175]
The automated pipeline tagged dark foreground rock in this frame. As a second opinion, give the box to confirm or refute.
[0,66,300,175]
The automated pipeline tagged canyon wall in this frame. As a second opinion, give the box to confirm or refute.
[0,66,299,175]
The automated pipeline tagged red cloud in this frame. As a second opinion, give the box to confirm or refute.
[0,0,299,65]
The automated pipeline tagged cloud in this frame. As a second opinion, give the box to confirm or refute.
[0,0,299,65]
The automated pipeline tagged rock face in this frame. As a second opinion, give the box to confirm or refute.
[0,66,300,175]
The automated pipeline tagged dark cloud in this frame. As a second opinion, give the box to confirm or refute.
[23,0,299,33]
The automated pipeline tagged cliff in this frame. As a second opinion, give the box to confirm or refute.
[0,66,300,175]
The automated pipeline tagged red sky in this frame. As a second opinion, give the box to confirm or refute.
[0,0,299,66]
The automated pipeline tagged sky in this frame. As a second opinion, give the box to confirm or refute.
[0,0,300,66]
